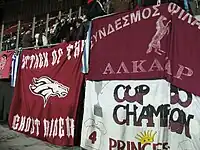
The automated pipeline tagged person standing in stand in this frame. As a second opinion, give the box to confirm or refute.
[86,0,107,21]
[35,27,48,47]
[22,29,34,48]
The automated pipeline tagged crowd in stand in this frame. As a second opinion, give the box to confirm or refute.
[1,0,199,51]
[1,0,108,50]
[2,14,88,50]
[0,0,137,50]
[22,16,88,48]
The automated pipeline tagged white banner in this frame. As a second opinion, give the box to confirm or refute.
[81,80,200,150]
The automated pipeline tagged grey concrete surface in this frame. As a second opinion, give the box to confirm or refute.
[0,124,81,150]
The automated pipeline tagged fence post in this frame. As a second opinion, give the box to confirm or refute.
[69,8,72,23]
[58,11,62,20]
[45,13,49,39]
[78,6,82,18]
[15,20,21,50]
[32,16,36,39]
[0,23,4,51]
[106,0,110,14]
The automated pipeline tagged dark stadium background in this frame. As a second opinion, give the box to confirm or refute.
[0,0,86,24]
[0,0,4,24]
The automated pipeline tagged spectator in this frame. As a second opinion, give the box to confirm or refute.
[35,29,48,47]
[50,18,60,34]
[86,0,107,20]
[22,29,34,48]
[58,18,71,42]
[69,20,77,41]
[71,18,86,41]
[50,18,62,44]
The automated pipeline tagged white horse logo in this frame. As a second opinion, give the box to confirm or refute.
[146,15,171,55]
[29,76,70,107]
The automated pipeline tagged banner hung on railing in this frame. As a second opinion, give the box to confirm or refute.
[9,41,84,146]
[81,80,200,150]
[0,50,14,79]
[85,3,200,96]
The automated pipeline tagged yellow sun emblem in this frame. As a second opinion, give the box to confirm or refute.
[135,130,157,144]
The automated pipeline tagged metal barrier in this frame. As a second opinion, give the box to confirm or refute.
[0,6,84,51]
[0,23,4,51]
[0,1,111,52]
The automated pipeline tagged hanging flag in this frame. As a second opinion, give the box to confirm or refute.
[81,79,200,150]
[9,41,84,146]
[11,51,20,87]
[85,2,200,97]
[0,50,14,79]
[82,21,92,74]
[86,4,172,81]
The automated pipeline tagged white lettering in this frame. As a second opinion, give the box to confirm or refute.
[18,116,26,131]
[35,119,40,136]
[98,27,107,39]
[21,55,26,69]
[74,41,80,58]
[66,117,70,138]
[66,44,73,60]
[33,54,39,69]
[107,24,115,35]
[11,115,74,139]
[178,9,185,19]
[59,117,65,139]
[21,55,30,69]
[122,15,130,27]
[81,40,84,52]
[132,60,147,73]
[29,55,35,69]
[152,5,160,17]
[181,13,193,24]
[174,64,193,80]
[12,114,20,130]
[24,117,31,132]
[115,18,122,30]
[53,118,58,138]
[30,118,35,135]
[70,118,75,138]
[117,62,130,74]
[168,3,181,15]
[24,56,30,69]
[57,48,63,63]
[39,53,43,68]
[148,59,164,72]
[93,32,98,42]
[142,8,151,19]
[130,10,141,23]
[43,119,50,137]
[51,50,57,66]
[49,119,54,137]
[43,52,49,67]
[165,59,172,75]
[103,63,115,74]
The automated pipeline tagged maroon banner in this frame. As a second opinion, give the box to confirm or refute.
[86,3,200,96]
[9,41,84,146]
[87,3,172,80]
[167,5,200,97]
[0,50,14,79]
